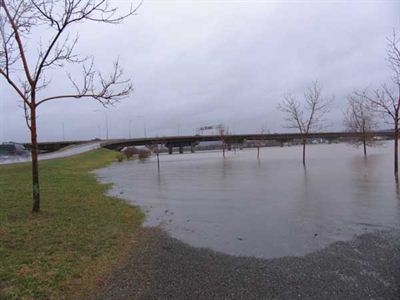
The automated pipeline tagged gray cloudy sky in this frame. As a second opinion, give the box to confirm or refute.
[1,0,399,142]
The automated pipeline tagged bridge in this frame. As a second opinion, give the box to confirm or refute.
[25,130,395,154]
[101,130,395,154]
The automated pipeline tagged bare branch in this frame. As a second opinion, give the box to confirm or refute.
[387,29,400,86]
[278,81,332,135]
[0,68,30,105]
[344,91,379,148]
[29,0,142,84]
[0,0,35,85]
[36,59,133,107]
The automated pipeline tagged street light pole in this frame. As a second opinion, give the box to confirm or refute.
[136,115,147,138]
[62,122,65,141]
[94,110,109,140]
[105,112,109,140]
[144,118,147,138]
[129,119,134,139]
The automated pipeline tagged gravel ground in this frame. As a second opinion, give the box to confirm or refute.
[94,228,400,300]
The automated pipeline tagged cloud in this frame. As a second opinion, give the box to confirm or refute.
[0,0,398,142]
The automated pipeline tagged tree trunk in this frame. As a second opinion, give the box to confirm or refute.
[395,121,398,176]
[30,105,41,213]
[302,138,306,165]
[363,132,367,157]
[257,146,260,160]
[156,146,160,171]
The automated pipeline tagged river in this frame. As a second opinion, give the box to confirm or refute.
[95,143,400,259]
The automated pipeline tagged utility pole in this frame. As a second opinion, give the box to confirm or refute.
[94,110,109,139]
[105,112,109,140]
[129,119,134,139]
[62,122,65,141]
[136,115,147,138]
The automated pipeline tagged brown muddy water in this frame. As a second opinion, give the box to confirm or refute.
[95,143,400,259]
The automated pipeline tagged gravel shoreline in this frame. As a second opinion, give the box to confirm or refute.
[94,228,400,299]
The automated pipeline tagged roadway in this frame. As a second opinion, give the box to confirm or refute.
[16,130,395,156]
[0,142,101,165]
[100,130,395,151]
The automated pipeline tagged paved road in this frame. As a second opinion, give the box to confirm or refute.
[0,142,101,165]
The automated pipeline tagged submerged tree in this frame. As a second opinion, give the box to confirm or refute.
[359,31,400,175]
[278,81,332,165]
[344,92,379,157]
[256,128,266,161]
[0,0,141,212]
[217,124,229,158]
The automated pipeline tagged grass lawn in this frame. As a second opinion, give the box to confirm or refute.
[0,149,144,299]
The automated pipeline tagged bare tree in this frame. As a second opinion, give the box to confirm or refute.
[148,141,161,170]
[256,128,265,161]
[0,0,141,212]
[358,31,400,175]
[217,124,229,158]
[344,92,379,157]
[278,81,331,165]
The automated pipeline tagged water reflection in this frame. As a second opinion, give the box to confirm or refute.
[96,143,400,259]
[395,175,400,201]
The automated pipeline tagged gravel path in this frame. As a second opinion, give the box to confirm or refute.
[94,228,400,300]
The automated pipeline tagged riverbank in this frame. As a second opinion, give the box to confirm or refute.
[0,149,144,299]
[95,228,400,299]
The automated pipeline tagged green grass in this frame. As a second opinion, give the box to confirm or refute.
[0,149,144,299]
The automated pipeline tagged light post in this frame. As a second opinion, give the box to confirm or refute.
[97,125,101,139]
[62,122,65,141]
[129,119,136,139]
[94,110,109,140]
[136,115,147,138]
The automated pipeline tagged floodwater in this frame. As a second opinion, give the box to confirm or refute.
[96,143,400,259]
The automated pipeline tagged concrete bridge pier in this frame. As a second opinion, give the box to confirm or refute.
[165,140,199,155]
[190,143,196,153]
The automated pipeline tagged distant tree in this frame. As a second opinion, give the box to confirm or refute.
[344,92,379,157]
[278,81,332,165]
[0,0,141,212]
[217,124,229,158]
[148,141,161,170]
[358,31,400,175]
[256,128,265,161]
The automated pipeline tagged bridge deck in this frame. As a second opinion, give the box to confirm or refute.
[24,131,395,152]
[100,131,394,151]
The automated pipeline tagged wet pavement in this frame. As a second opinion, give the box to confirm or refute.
[96,143,400,259]
[0,142,101,165]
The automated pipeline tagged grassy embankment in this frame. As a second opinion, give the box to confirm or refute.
[0,149,144,299]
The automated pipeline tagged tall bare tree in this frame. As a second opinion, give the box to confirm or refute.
[344,92,378,157]
[278,81,331,165]
[358,31,400,175]
[0,0,141,212]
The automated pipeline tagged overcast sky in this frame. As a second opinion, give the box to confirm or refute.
[1,0,399,143]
